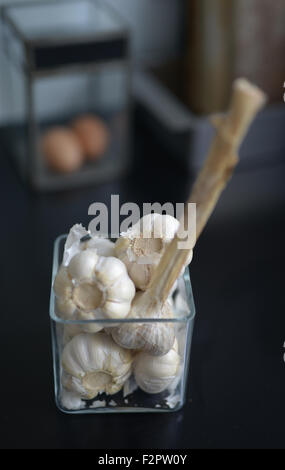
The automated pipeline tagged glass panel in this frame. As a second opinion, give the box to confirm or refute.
[50,235,196,413]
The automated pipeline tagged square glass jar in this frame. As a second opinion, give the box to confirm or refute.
[50,235,196,414]
[1,0,131,190]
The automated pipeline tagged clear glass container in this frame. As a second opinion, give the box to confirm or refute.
[1,0,130,190]
[50,235,196,414]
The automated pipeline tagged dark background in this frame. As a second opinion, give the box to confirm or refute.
[0,114,285,449]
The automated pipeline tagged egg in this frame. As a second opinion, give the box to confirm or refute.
[72,115,110,161]
[42,127,84,174]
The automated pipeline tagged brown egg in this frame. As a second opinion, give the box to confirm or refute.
[72,115,110,161]
[42,127,83,174]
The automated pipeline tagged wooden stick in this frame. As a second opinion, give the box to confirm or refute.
[149,78,267,304]
[190,78,267,239]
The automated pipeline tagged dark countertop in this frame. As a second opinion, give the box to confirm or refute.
[0,118,285,449]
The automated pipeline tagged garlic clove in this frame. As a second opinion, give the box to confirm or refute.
[128,263,152,293]
[114,237,130,259]
[62,332,133,399]
[53,266,73,299]
[68,249,98,281]
[76,310,104,334]
[95,256,129,287]
[56,297,77,319]
[102,300,132,320]
[111,292,175,356]
[134,339,180,394]
[106,276,136,303]
[63,313,104,345]
[62,371,89,398]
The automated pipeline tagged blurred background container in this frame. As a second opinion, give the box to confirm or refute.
[1,0,283,193]
[1,0,131,190]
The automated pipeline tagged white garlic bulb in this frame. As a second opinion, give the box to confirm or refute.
[115,213,193,290]
[111,291,175,356]
[62,333,133,399]
[53,250,136,326]
[134,339,180,394]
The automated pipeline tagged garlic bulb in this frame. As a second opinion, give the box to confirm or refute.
[134,339,180,394]
[115,213,193,290]
[54,250,136,326]
[111,291,175,356]
[62,333,133,399]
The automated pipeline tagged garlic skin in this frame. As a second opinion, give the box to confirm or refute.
[111,291,175,356]
[63,224,115,267]
[134,339,180,394]
[115,213,193,290]
[62,333,133,399]
[53,250,136,324]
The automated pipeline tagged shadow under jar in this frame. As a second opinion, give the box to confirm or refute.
[50,235,196,414]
